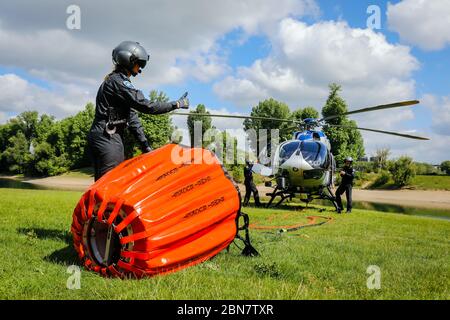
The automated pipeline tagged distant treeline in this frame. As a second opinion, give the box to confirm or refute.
[4,84,444,180]
[0,90,175,176]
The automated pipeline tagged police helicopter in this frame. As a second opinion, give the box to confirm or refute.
[172,100,429,209]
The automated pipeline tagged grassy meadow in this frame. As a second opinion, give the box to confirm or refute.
[0,188,448,299]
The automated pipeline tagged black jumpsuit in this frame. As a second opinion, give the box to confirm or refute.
[88,69,177,181]
[335,166,355,212]
[243,164,261,206]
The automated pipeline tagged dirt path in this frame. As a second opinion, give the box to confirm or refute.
[3,175,450,210]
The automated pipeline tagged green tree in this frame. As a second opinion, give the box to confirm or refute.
[374,147,391,170]
[59,103,95,168]
[11,111,39,144]
[0,122,14,171]
[1,131,30,173]
[414,162,438,175]
[321,83,365,164]
[243,98,292,154]
[1,111,41,174]
[389,156,416,187]
[441,161,450,175]
[124,90,174,158]
[187,104,212,147]
[292,106,319,121]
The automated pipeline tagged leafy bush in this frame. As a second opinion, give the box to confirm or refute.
[415,162,438,175]
[354,161,373,173]
[441,161,450,175]
[371,170,390,188]
[389,156,416,187]
[230,165,244,183]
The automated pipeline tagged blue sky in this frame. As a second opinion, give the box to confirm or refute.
[161,2,442,115]
[154,0,448,146]
[0,0,449,162]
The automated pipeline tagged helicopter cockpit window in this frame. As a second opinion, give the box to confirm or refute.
[279,141,301,165]
[300,141,328,169]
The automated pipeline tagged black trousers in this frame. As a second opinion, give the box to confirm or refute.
[88,128,125,181]
[335,183,352,211]
[243,181,260,206]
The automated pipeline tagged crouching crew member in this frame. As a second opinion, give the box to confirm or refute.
[336,156,355,213]
[243,160,261,207]
[88,41,189,181]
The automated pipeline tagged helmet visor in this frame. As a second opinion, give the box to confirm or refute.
[137,59,147,69]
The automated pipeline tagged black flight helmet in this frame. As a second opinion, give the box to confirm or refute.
[112,41,150,76]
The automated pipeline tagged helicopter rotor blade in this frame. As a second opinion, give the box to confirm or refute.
[328,124,429,140]
[319,100,420,122]
[171,112,301,124]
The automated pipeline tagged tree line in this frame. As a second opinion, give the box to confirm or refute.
[0,90,175,176]
[2,83,447,182]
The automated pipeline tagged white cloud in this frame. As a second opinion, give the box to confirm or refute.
[421,94,450,136]
[0,0,318,88]
[363,128,450,163]
[361,93,450,163]
[214,19,419,118]
[0,0,318,119]
[387,0,450,51]
[213,18,441,161]
[0,74,91,121]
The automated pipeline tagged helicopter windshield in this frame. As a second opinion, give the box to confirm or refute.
[279,141,301,165]
[300,141,328,169]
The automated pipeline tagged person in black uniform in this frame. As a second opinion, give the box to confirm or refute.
[243,160,261,207]
[88,41,189,181]
[335,156,355,213]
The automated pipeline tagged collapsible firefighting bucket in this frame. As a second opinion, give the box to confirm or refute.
[71,144,256,278]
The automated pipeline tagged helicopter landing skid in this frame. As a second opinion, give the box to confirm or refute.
[265,186,295,208]
[265,185,339,211]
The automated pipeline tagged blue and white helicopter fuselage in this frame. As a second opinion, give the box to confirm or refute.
[253,125,337,207]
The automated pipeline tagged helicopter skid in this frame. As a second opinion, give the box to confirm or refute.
[265,185,338,211]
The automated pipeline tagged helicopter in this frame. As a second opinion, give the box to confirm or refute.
[172,100,429,209]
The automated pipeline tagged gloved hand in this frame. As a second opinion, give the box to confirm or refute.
[140,141,152,153]
[176,92,189,109]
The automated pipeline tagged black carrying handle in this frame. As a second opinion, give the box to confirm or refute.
[236,212,259,257]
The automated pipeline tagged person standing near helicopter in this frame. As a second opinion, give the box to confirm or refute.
[335,156,355,213]
[88,41,190,181]
[243,160,261,207]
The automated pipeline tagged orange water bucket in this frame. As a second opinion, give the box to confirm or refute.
[71,144,257,278]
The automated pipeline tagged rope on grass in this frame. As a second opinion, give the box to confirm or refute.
[249,214,334,233]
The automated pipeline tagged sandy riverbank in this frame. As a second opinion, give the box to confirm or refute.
[2,175,450,210]
[242,185,450,210]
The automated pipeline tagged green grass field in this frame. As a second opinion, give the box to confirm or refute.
[361,174,450,191]
[0,188,449,300]
[410,175,450,191]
